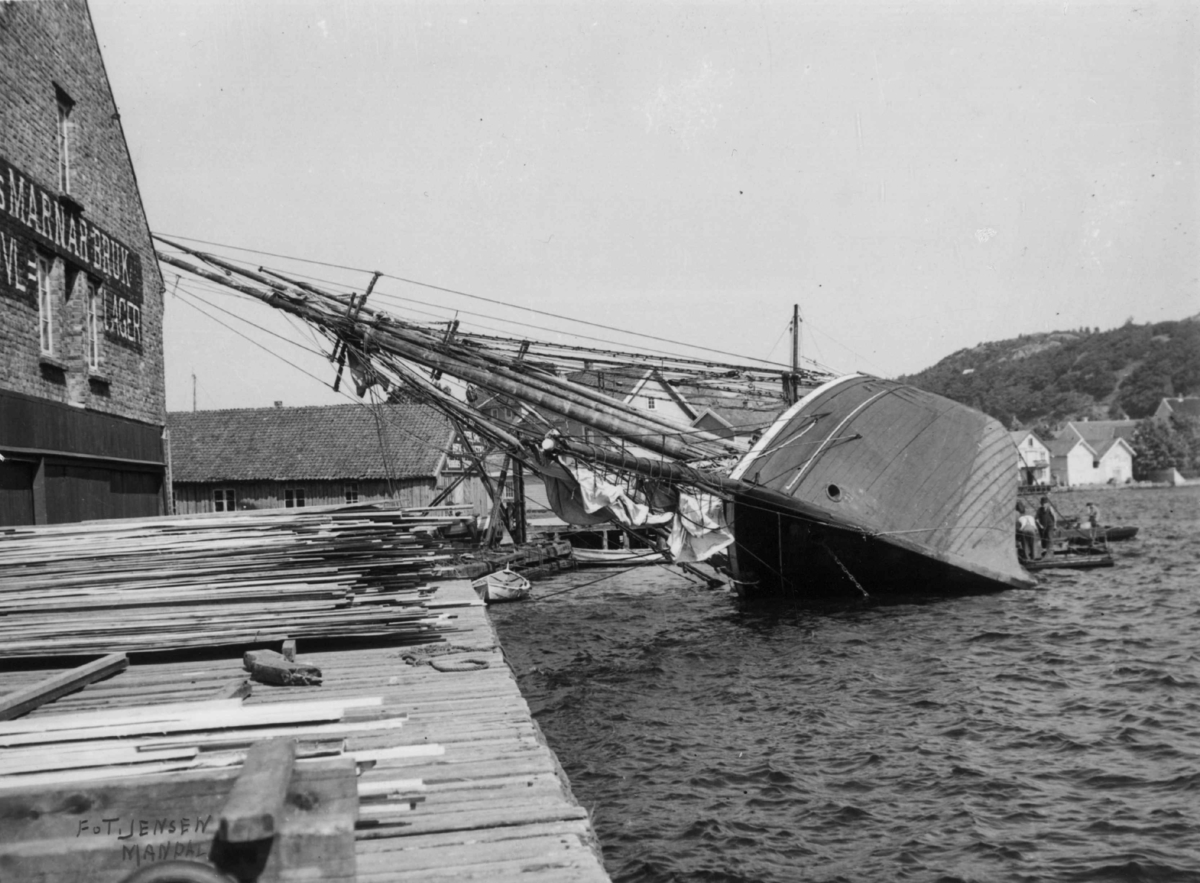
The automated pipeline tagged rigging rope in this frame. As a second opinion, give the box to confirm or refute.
[173,287,458,457]
[154,231,796,370]
[819,538,871,602]
[530,561,655,602]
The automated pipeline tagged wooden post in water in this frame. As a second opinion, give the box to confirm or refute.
[486,457,511,547]
[511,459,527,545]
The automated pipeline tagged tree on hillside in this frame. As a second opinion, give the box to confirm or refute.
[1167,323,1200,393]
[903,318,1199,428]
[1176,415,1200,473]
[1131,419,1191,479]
[1117,364,1174,418]
[1119,323,1200,417]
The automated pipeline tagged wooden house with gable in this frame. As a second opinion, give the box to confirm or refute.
[1154,396,1200,423]
[1010,430,1051,487]
[167,401,489,515]
[1046,435,1096,488]
[1049,420,1136,486]
[561,367,698,443]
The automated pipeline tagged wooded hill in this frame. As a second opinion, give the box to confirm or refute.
[899,315,1200,430]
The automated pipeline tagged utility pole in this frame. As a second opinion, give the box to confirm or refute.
[792,304,801,373]
[192,372,197,412]
[790,304,801,404]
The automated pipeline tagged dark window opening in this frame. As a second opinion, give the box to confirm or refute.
[213,488,235,512]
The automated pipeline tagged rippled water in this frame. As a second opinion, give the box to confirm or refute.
[491,487,1200,883]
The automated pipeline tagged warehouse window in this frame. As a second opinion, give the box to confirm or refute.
[56,87,74,193]
[86,278,102,370]
[37,255,54,354]
[344,483,359,504]
[213,488,235,512]
[285,488,306,508]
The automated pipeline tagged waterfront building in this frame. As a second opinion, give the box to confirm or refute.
[1153,396,1200,422]
[1010,430,1051,486]
[1049,421,1136,486]
[167,401,488,515]
[0,0,168,525]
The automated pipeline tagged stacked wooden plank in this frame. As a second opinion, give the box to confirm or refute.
[0,579,613,883]
[0,694,426,883]
[0,694,433,789]
[0,504,474,658]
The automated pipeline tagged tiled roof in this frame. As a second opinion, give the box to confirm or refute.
[1047,436,1094,457]
[1059,420,1137,445]
[1010,430,1048,449]
[168,402,452,483]
[1161,397,1200,419]
[1094,437,1133,458]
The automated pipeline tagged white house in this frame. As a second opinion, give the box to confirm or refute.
[1009,431,1051,486]
[1047,436,1097,487]
[1049,421,1136,486]
[1095,437,1136,484]
[622,369,698,426]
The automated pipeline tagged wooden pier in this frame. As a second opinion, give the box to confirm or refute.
[0,579,611,883]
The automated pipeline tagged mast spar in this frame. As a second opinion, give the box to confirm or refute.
[153,239,785,480]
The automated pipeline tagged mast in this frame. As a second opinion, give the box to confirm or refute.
[154,249,726,464]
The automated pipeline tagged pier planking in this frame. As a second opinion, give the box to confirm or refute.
[0,579,610,883]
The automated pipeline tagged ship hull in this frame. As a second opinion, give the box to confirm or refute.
[724,375,1035,597]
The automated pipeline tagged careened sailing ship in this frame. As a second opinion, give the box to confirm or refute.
[155,237,1035,599]
[720,374,1034,596]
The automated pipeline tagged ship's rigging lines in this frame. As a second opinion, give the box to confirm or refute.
[154,231,837,376]
[154,234,832,497]
[155,237,1034,597]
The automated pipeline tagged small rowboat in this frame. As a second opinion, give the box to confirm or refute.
[472,568,531,603]
[562,526,665,568]
[571,547,667,567]
[1023,550,1114,571]
[1058,525,1139,543]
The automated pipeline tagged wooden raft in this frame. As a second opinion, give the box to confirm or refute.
[0,580,610,883]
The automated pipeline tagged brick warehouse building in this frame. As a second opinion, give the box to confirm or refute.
[0,2,167,524]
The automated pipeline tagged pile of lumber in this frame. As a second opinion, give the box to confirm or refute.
[0,691,429,882]
[0,692,436,791]
[0,504,472,658]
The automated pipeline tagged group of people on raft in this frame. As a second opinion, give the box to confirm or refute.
[1015,496,1102,562]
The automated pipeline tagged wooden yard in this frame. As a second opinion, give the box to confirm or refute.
[0,577,611,882]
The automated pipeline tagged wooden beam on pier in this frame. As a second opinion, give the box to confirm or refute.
[0,653,128,721]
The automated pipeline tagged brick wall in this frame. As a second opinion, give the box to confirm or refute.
[0,0,165,429]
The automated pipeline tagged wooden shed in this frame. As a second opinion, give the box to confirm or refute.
[168,400,490,515]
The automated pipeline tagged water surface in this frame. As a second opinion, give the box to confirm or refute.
[492,487,1200,883]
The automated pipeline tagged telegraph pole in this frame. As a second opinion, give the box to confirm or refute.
[790,304,801,404]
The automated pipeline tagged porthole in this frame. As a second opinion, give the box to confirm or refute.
[826,484,843,502]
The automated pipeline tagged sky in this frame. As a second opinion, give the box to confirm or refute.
[87,0,1198,413]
